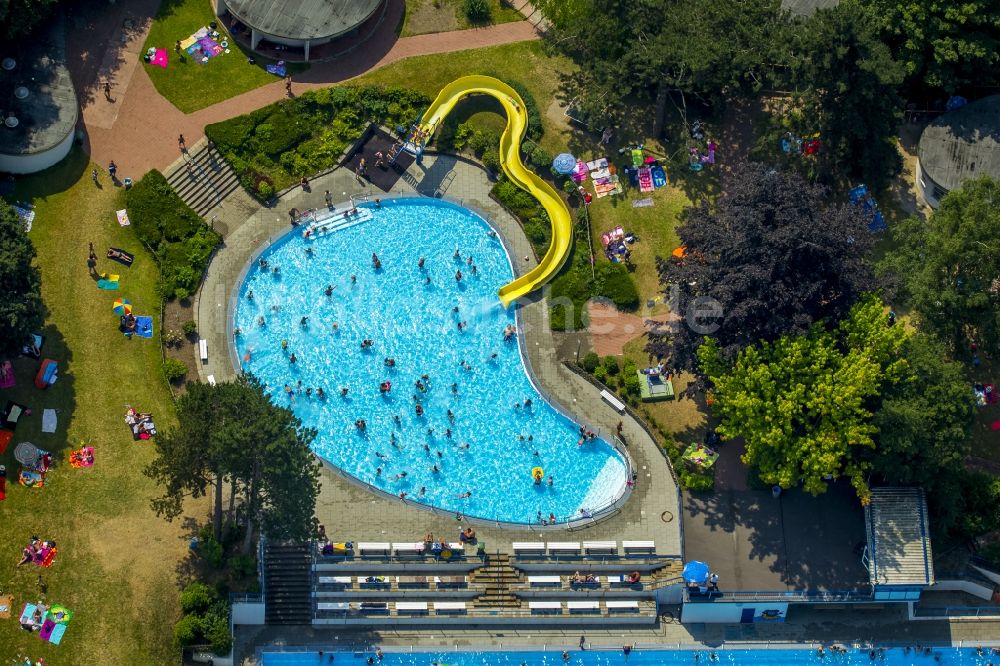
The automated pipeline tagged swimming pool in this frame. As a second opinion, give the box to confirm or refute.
[232,198,628,525]
[260,647,989,666]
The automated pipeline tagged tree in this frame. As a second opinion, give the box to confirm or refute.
[699,296,908,503]
[0,0,61,41]
[649,162,877,370]
[146,374,321,551]
[887,176,1000,357]
[865,0,1000,93]
[869,333,975,489]
[0,201,43,359]
[795,1,904,191]
[533,0,789,126]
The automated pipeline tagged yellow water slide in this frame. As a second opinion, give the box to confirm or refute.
[420,76,572,309]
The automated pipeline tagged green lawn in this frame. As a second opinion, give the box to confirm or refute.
[402,0,524,36]
[0,149,197,664]
[142,0,306,113]
[348,40,574,154]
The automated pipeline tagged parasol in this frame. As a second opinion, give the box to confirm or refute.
[682,560,710,586]
[552,153,577,175]
[112,298,132,316]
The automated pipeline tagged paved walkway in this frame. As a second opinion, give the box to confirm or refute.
[587,302,679,358]
[194,155,682,554]
[75,0,540,177]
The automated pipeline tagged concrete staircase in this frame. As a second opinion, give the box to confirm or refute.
[164,140,241,217]
[263,542,314,625]
[470,553,522,608]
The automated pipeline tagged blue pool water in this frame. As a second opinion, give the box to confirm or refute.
[233,198,628,524]
[261,647,989,666]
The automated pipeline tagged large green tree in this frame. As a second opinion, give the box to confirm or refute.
[0,201,43,359]
[870,333,975,490]
[533,0,788,126]
[146,374,321,551]
[887,176,1000,357]
[649,162,877,370]
[0,0,61,41]
[866,0,1000,93]
[795,1,905,190]
[699,296,908,503]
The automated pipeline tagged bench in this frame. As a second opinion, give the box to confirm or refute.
[622,540,655,554]
[529,601,563,613]
[392,542,425,556]
[318,575,352,586]
[317,602,350,612]
[527,575,562,586]
[512,541,546,556]
[199,339,208,362]
[396,575,429,586]
[583,541,617,555]
[395,601,429,614]
[357,542,391,557]
[547,542,581,555]
[356,601,389,614]
[433,601,467,614]
[606,600,640,612]
[435,575,468,587]
[600,389,626,413]
[567,600,601,613]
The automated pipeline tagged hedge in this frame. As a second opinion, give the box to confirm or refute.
[206,86,430,197]
[125,170,221,300]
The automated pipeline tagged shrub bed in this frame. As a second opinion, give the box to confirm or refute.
[206,86,430,197]
[125,171,221,300]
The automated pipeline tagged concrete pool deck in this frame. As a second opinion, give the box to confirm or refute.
[193,154,682,553]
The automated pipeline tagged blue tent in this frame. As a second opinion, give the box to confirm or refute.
[552,153,576,175]
[683,560,710,585]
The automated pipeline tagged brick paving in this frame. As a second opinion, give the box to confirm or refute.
[194,154,682,556]
[75,0,540,179]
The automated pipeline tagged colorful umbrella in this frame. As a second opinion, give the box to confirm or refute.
[552,152,576,175]
[112,298,131,316]
[682,560,710,585]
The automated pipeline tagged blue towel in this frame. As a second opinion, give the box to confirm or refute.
[97,279,119,290]
[651,166,666,188]
[135,316,153,339]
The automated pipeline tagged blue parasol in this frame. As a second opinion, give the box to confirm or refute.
[682,560,710,585]
[552,153,576,175]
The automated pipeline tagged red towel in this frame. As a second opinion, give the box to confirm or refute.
[991,420,1000,431]
[0,476,5,501]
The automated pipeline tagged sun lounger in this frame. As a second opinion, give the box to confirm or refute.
[357,542,391,557]
[392,542,425,556]
[638,167,654,193]
[583,541,617,555]
[512,542,546,556]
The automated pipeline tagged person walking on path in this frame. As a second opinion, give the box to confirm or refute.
[103,80,112,101]
[178,134,186,152]
[108,160,117,182]
[91,167,99,185]
[285,75,293,96]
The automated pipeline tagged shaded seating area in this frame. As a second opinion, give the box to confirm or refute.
[347,127,415,193]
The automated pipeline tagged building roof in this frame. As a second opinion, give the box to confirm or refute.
[0,22,78,157]
[918,95,1000,193]
[865,488,934,587]
[782,0,839,16]
[227,0,383,41]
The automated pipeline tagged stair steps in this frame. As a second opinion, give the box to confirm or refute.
[263,542,313,625]
[470,553,522,609]
[164,141,241,217]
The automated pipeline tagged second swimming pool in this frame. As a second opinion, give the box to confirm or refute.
[232,198,628,525]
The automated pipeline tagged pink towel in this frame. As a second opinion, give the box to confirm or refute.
[151,48,168,68]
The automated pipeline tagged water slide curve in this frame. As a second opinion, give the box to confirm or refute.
[420,76,572,309]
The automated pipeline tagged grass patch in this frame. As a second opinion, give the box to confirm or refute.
[125,170,221,300]
[206,86,430,197]
[402,0,523,36]
[142,0,306,113]
[0,148,197,664]
[347,41,574,154]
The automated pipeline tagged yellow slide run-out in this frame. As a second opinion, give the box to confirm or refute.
[420,76,572,309]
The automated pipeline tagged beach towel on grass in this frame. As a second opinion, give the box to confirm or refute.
[14,204,34,232]
[134,316,153,339]
[107,248,134,266]
[42,409,57,433]
[151,48,168,68]
[0,429,12,454]
[0,594,12,618]
[116,209,130,226]
[97,279,119,290]
[0,360,14,388]
[632,198,654,208]
[266,62,287,77]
